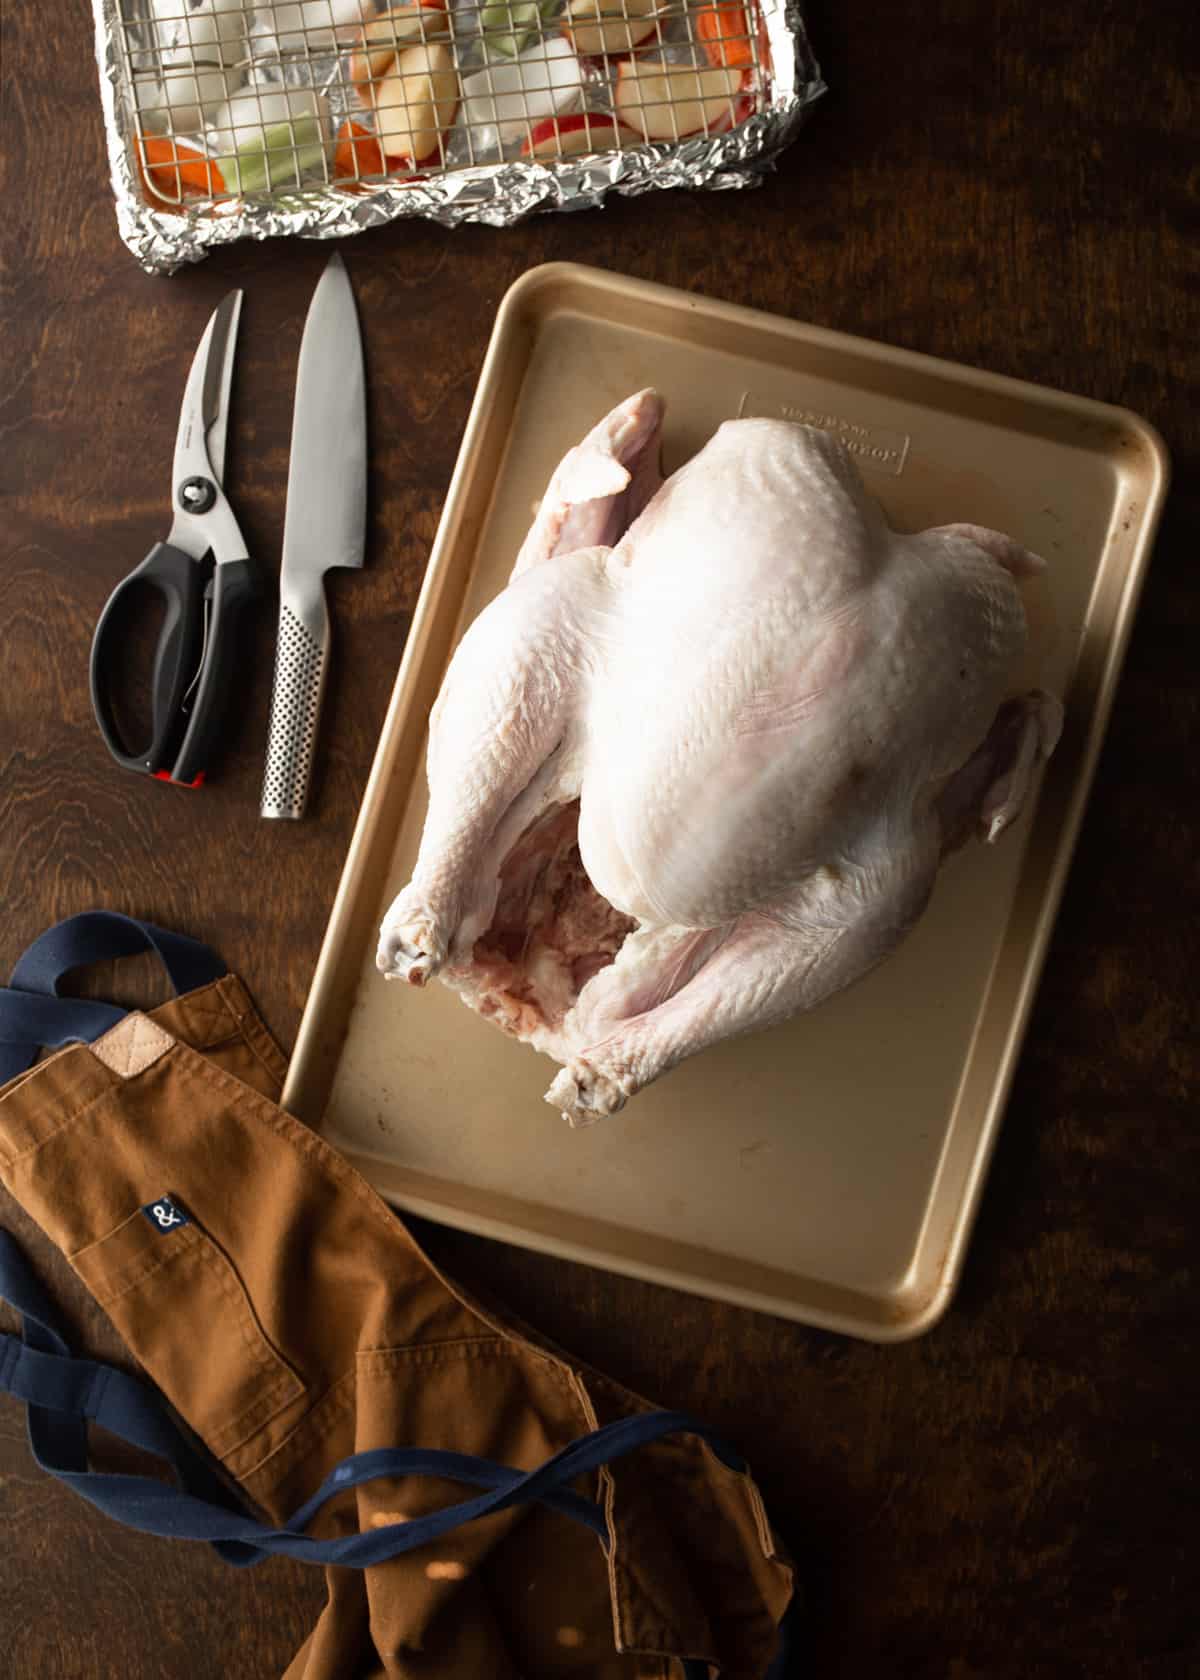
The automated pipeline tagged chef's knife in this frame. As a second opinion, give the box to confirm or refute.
[260,253,366,820]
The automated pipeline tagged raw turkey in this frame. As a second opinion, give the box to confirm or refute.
[378,390,1062,1125]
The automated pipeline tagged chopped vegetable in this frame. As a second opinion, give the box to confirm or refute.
[349,1,451,88]
[479,0,561,60]
[137,134,227,201]
[460,38,584,149]
[561,0,662,60]
[150,0,249,66]
[614,57,744,140]
[210,84,330,193]
[520,111,629,158]
[134,64,236,136]
[695,2,756,69]
[334,117,386,178]
[254,0,374,54]
[372,41,459,166]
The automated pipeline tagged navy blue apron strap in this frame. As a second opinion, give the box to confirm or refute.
[0,1225,91,1476]
[0,1329,616,1562]
[9,912,226,999]
[0,1230,258,1564]
[0,1367,736,1568]
[286,1410,745,1537]
[0,912,226,1086]
[0,993,128,1085]
[0,1230,743,1568]
[0,1230,796,1668]
[10,913,225,1001]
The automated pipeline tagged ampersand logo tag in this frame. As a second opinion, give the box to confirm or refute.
[140,1194,192,1234]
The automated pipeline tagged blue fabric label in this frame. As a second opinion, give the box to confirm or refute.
[140,1195,191,1235]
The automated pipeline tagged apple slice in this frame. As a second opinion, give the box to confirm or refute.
[372,40,458,165]
[350,1,451,87]
[520,111,629,158]
[561,0,661,58]
[614,57,744,140]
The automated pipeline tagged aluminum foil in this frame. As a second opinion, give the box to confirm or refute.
[93,0,825,273]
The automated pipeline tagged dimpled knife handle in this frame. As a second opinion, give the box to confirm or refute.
[260,602,327,820]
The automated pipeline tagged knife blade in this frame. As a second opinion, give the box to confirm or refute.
[261,252,367,820]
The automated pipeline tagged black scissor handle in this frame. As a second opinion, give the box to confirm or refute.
[89,541,207,779]
[169,557,260,787]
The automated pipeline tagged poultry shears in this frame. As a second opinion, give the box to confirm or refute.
[89,290,257,786]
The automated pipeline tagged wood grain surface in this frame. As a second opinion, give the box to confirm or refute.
[2,1,1198,1675]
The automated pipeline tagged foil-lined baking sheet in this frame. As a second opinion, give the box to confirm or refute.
[91,0,824,272]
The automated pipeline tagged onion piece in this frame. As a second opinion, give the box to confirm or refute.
[150,0,250,67]
[254,0,374,55]
[134,63,238,136]
[460,38,584,149]
[209,83,331,192]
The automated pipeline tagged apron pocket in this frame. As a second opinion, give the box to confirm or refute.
[70,1200,306,1464]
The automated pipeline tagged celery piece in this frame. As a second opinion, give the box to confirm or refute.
[221,114,327,196]
[480,0,558,58]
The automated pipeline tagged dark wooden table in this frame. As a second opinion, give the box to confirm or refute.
[3,2,1198,1675]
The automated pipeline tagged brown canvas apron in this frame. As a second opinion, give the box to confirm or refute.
[0,915,795,1678]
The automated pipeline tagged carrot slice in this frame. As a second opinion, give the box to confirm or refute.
[334,118,386,180]
[138,134,225,200]
[696,2,755,69]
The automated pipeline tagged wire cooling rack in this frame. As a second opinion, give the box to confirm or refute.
[119,0,770,206]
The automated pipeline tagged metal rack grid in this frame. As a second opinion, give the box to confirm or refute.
[118,0,769,207]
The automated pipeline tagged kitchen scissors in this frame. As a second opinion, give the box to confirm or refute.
[89,290,257,786]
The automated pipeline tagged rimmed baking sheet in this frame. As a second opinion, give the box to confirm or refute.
[284,262,1168,1340]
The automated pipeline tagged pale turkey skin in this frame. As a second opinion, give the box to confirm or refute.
[379,390,1062,1124]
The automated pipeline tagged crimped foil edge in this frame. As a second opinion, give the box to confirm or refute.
[94,0,825,273]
